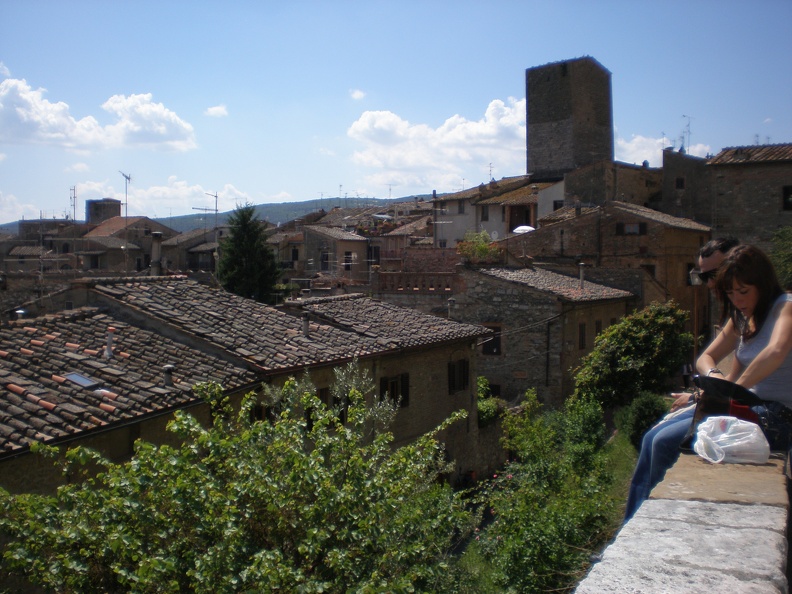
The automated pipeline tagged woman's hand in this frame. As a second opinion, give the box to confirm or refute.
[670,392,694,412]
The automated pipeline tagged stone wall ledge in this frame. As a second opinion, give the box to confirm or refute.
[577,452,789,593]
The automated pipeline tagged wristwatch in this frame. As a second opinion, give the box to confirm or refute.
[706,368,723,377]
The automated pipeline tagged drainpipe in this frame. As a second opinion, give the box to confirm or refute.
[579,262,586,289]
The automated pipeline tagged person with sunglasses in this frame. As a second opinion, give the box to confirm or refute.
[624,237,739,520]
[697,245,792,450]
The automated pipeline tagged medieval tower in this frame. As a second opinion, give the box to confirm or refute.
[526,57,614,181]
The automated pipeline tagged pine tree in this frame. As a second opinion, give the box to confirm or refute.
[217,203,280,303]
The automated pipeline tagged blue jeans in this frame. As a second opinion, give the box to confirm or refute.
[624,408,694,521]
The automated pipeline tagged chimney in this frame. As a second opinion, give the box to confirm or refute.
[151,231,163,276]
[579,262,586,289]
[302,312,310,337]
[104,326,116,359]
[574,200,582,217]
[163,364,174,387]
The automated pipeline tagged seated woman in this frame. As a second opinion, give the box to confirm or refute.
[624,245,792,520]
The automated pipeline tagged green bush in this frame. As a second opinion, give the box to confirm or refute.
[619,391,671,450]
[473,390,614,592]
[0,363,477,593]
[574,301,693,409]
[476,376,503,428]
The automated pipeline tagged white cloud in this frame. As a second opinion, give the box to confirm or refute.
[764,118,773,125]
[0,153,6,162]
[64,162,90,173]
[0,191,39,223]
[349,89,366,101]
[204,104,228,117]
[0,79,196,151]
[615,133,710,167]
[74,176,249,219]
[347,97,526,192]
[0,62,10,78]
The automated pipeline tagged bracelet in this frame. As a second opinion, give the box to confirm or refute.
[707,368,723,377]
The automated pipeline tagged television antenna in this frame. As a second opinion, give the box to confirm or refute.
[119,171,131,272]
[193,192,219,231]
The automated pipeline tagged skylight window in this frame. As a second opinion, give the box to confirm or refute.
[64,372,99,388]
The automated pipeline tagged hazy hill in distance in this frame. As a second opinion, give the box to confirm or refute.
[0,195,433,236]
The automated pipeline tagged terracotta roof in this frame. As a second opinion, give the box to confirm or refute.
[285,294,489,348]
[478,267,633,302]
[538,202,710,232]
[538,205,598,226]
[708,144,792,165]
[476,182,555,206]
[609,202,710,231]
[90,278,438,370]
[432,175,532,204]
[8,246,48,257]
[305,226,367,241]
[76,236,141,251]
[84,216,148,237]
[0,308,259,455]
[385,216,432,237]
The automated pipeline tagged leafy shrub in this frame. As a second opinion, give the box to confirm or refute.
[573,301,693,409]
[456,230,504,264]
[476,376,504,428]
[0,363,477,593]
[474,390,614,592]
[619,391,671,450]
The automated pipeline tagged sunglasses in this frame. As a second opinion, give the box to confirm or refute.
[690,268,717,285]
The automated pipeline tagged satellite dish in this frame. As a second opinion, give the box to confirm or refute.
[491,231,499,240]
[513,225,535,234]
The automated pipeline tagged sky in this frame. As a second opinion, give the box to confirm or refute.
[1,0,791,225]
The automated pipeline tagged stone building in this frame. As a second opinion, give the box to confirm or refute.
[499,201,711,341]
[657,143,792,252]
[451,266,635,407]
[526,56,614,181]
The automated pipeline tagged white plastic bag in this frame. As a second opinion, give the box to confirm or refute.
[693,416,770,465]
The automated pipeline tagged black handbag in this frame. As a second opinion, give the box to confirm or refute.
[679,375,764,449]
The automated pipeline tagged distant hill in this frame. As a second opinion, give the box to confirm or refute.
[0,195,434,236]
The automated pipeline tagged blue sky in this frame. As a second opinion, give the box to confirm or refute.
[1,0,790,225]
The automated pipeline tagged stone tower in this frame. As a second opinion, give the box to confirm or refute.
[526,57,614,181]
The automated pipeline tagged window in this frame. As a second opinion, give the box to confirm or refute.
[578,322,586,350]
[783,186,792,211]
[344,251,352,271]
[675,177,686,190]
[380,373,409,407]
[482,325,501,355]
[502,206,506,222]
[438,239,447,248]
[615,222,647,236]
[448,359,470,394]
[553,200,564,211]
[291,247,299,262]
[321,251,330,271]
[480,205,489,222]
[458,200,465,214]
[595,320,602,336]
[368,245,380,266]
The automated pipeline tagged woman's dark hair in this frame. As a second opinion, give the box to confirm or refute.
[715,244,784,339]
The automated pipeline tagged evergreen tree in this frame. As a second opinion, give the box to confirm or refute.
[217,203,279,303]
[770,226,792,290]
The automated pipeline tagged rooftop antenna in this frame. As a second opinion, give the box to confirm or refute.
[70,186,77,221]
[193,193,218,236]
[682,115,693,152]
[489,163,494,181]
[119,171,131,273]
